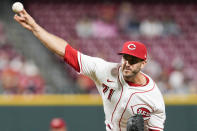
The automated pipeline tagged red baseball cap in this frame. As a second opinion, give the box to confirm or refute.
[118,41,147,60]
[50,118,66,129]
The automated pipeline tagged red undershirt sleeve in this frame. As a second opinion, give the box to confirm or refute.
[64,44,80,72]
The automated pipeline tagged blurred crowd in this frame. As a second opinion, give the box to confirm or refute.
[1,2,197,95]
[0,21,45,94]
[144,56,197,95]
[75,2,180,39]
[74,2,196,95]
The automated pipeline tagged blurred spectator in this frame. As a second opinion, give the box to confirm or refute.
[1,68,19,94]
[92,3,118,38]
[0,48,10,72]
[157,70,172,94]
[169,70,186,93]
[162,15,181,36]
[188,81,197,94]
[18,60,45,94]
[184,68,197,94]
[139,16,164,38]
[9,56,24,72]
[168,57,188,94]
[0,44,45,94]
[50,118,67,131]
[75,15,93,38]
[76,74,97,94]
[117,2,140,36]
[143,56,162,81]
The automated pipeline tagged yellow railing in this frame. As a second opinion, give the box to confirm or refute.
[164,94,197,105]
[0,94,196,106]
[0,94,102,106]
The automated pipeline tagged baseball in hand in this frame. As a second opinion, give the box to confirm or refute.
[12,2,24,13]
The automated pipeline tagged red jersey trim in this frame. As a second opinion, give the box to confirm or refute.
[149,129,161,131]
[111,67,123,122]
[64,45,80,72]
[126,74,149,87]
[118,83,156,131]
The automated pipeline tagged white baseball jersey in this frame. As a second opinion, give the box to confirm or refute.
[64,45,166,131]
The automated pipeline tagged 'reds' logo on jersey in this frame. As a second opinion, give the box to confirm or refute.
[137,107,151,118]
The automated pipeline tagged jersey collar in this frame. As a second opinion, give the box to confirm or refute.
[125,74,149,87]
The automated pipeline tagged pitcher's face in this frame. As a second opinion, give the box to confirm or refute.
[121,54,146,79]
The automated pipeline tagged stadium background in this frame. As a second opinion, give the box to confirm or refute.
[0,0,197,130]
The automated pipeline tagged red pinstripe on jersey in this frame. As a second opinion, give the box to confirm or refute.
[118,83,156,131]
[111,67,123,122]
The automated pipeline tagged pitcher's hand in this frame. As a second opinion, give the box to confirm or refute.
[14,9,37,31]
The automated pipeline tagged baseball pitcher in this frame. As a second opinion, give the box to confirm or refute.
[14,9,166,131]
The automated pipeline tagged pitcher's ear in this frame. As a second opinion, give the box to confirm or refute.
[141,60,147,69]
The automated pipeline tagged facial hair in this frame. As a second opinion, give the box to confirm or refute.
[122,64,141,80]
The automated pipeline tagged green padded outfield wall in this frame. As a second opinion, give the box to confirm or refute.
[0,106,105,131]
[0,106,197,131]
[0,95,197,131]
[166,106,197,131]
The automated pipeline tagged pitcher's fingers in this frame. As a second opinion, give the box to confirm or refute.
[19,11,26,18]
[20,22,32,30]
[21,9,29,17]
[19,9,31,21]
[22,9,28,15]
[14,14,25,21]
[14,16,21,23]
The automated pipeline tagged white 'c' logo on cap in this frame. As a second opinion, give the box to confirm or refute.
[128,44,136,50]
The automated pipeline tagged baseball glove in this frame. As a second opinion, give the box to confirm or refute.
[127,114,144,131]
